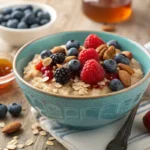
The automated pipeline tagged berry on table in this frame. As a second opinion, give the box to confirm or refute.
[109,79,124,91]
[35,60,43,71]
[84,34,105,49]
[6,19,19,28]
[107,40,121,49]
[41,66,52,74]
[0,104,7,119]
[50,53,65,65]
[68,59,81,72]
[143,111,150,132]
[80,59,105,85]
[67,47,79,56]
[103,59,117,73]
[78,48,99,66]
[43,70,53,81]
[66,40,80,50]
[8,103,22,117]
[114,53,130,65]
[40,49,52,59]
[54,67,71,84]
[17,22,28,29]
[11,10,24,20]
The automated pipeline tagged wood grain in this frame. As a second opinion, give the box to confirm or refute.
[0,0,150,149]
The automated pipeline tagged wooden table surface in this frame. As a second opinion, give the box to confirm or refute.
[0,0,150,149]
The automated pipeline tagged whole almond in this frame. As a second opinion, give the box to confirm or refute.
[103,46,116,60]
[2,122,21,134]
[51,46,66,54]
[122,51,133,60]
[118,70,131,87]
[65,56,76,62]
[118,63,135,75]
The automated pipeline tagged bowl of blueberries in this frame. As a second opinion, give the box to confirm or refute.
[0,1,57,47]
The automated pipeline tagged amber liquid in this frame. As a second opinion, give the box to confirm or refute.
[82,0,132,23]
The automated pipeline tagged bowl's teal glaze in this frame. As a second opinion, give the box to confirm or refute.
[14,31,150,129]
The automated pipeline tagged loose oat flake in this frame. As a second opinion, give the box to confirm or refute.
[46,141,54,146]
[40,131,47,136]
[48,137,56,141]
[7,144,16,150]
[25,139,34,146]
[8,140,18,145]
[31,124,37,130]
[0,122,5,128]
[13,136,18,140]
[33,129,39,135]
[17,144,24,149]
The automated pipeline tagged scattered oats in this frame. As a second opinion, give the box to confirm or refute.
[82,84,90,88]
[42,76,49,82]
[17,144,24,149]
[52,88,58,93]
[74,77,79,82]
[35,122,41,128]
[98,81,105,86]
[40,131,47,136]
[52,78,56,82]
[33,129,39,135]
[13,136,18,140]
[48,137,56,141]
[31,124,37,130]
[7,144,16,150]
[25,139,34,146]
[84,89,88,94]
[72,85,83,91]
[0,122,5,128]
[46,140,54,146]
[55,83,62,88]
[8,140,18,145]
[78,88,85,95]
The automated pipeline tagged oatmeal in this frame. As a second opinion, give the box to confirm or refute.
[23,34,143,96]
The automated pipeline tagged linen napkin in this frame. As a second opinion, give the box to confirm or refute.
[31,101,150,150]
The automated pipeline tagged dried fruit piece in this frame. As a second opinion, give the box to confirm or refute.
[7,144,16,150]
[101,25,116,32]
[118,70,131,87]
[46,140,54,146]
[118,63,135,75]
[2,122,21,134]
[25,139,34,146]
[17,144,24,149]
[122,51,133,60]
[40,131,47,136]
[103,46,116,60]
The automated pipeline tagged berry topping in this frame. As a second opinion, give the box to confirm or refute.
[109,79,124,91]
[2,8,12,15]
[8,103,22,117]
[40,19,49,25]
[143,111,150,132]
[50,53,65,65]
[0,104,7,119]
[68,59,81,72]
[35,60,43,71]
[107,40,121,49]
[17,21,28,29]
[11,10,24,20]
[103,59,117,73]
[84,34,105,49]
[78,48,99,66]
[43,70,53,81]
[40,49,52,59]
[80,59,105,85]
[67,47,79,56]
[66,40,80,50]
[54,67,71,84]
[41,66,52,74]
[6,19,19,28]
[105,73,118,81]
[114,53,130,65]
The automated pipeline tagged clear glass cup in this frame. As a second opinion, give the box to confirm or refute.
[82,0,132,23]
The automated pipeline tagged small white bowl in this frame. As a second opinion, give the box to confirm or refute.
[0,1,57,47]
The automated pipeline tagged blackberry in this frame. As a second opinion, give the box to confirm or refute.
[50,53,65,65]
[54,67,71,84]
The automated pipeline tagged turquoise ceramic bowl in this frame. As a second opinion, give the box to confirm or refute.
[13,31,150,129]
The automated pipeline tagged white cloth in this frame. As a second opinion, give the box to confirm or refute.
[31,101,150,150]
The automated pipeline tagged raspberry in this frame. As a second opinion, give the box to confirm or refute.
[35,60,43,71]
[43,70,53,81]
[80,59,105,85]
[105,73,118,81]
[143,111,150,132]
[78,48,99,66]
[84,34,105,49]
[41,66,52,74]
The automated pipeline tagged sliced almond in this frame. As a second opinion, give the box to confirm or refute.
[103,46,116,60]
[7,144,16,150]
[46,141,54,146]
[65,56,76,62]
[42,57,52,67]
[17,144,24,149]
[56,64,63,68]
[42,76,49,82]
[101,25,116,32]
[48,137,56,141]
[122,51,133,60]
[118,63,135,75]
[0,122,5,128]
[40,131,47,136]
[51,46,66,54]
[118,70,131,87]
[25,139,34,146]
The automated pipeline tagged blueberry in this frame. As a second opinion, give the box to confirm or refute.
[107,40,121,49]
[0,104,7,119]
[109,79,124,91]
[23,5,33,11]
[3,14,11,21]
[68,59,81,72]
[114,53,130,65]
[0,14,4,23]
[12,6,24,11]
[37,11,50,20]
[1,22,7,27]
[40,50,52,59]
[40,19,49,25]
[67,48,78,56]
[2,7,12,15]
[6,19,19,28]
[24,9,32,15]
[23,13,36,25]
[17,22,28,29]
[103,59,117,73]
[66,40,80,50]
[11,10,24,20]
[8,103,22,117]
[34,8,42,16]
[30,24,39,28]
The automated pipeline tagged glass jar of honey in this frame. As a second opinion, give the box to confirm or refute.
[82,0,132,23]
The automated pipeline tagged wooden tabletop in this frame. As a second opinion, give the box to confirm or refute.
[0,0,150,149]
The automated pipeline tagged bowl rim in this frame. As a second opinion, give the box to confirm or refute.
[0,1,57,32]
[13,31,150,99]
